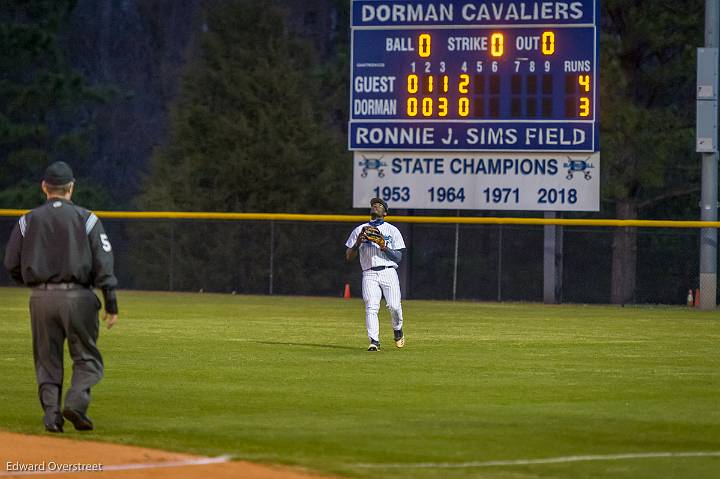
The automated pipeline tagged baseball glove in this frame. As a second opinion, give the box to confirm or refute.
[363,226,386,249]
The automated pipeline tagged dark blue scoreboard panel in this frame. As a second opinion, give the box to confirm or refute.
[349,0,599,152]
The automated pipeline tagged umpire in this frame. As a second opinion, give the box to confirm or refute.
[3,161,119,433]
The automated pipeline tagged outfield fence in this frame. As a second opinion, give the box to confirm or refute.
[0,210,718,305]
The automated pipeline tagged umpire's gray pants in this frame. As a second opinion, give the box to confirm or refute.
[29,288,103,417]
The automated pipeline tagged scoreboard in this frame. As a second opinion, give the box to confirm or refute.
[349,0,600,210]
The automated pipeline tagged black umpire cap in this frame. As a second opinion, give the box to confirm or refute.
[370,197,388,214]
[43,161,75,186]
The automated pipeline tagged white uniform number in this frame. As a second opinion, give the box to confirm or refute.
[100,233,112,252]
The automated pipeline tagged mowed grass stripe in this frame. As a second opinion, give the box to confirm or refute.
[0,287,719,479]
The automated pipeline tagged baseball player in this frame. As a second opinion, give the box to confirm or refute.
[345,198,406,351]
[3,161,118,433]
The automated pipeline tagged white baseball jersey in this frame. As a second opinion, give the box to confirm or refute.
[345,221,406,344]
[344,221,406,271]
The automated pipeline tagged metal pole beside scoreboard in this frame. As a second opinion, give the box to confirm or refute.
[697,0,719,310]
[349,0,600,301]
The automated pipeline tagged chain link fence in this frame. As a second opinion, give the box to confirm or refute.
[0,216,709,305]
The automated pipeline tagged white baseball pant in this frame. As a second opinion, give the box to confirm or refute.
[362,267,403,342]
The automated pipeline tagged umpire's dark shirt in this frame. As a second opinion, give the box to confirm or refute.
[3,198,118,314]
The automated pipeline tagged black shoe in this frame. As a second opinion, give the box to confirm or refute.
[44,422,63,433]
[367,339,380,351]
[43,411,64,433]
[63,408,94,431]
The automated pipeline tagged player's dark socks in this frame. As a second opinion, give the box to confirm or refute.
[394,328,403,340]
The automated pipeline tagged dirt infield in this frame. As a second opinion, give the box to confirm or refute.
[0,432,338,478]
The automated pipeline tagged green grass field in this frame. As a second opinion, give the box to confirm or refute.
[1,287,719,478]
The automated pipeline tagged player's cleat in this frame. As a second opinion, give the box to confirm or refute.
[63,408,94,431]
[367,339,380,351]
[394,328,405,348]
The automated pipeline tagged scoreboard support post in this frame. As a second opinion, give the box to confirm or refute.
[543,212,563,304]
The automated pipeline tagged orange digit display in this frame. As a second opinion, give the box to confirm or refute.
[422,97,433,116]
[418,33,431,58]
[407,74,418,94]
[407,97,418,117]
[579,97,590,117]
[578,74,590,92]
[458,97,469,117]
[541,32,555,55]
[438,97,448,117]
[458,74,469,94]
[490,33,504,57]
[426,75,434,93]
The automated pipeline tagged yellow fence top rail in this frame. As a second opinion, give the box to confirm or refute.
[1,209,719,228]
